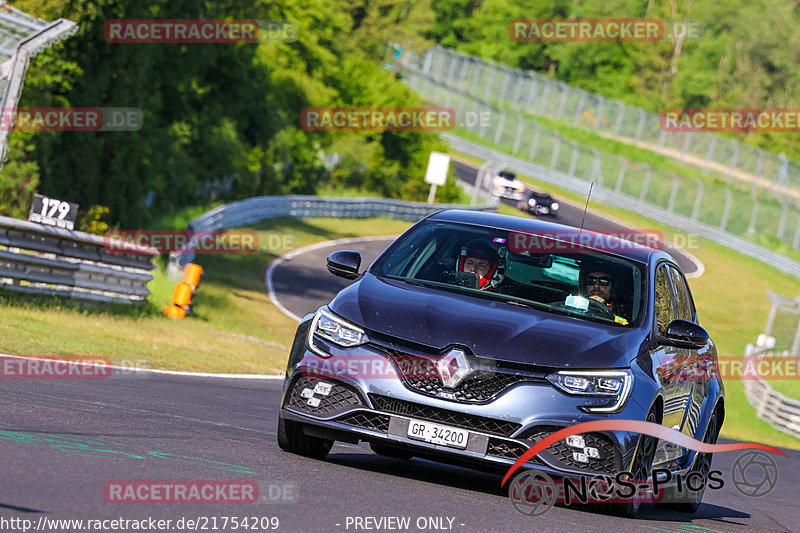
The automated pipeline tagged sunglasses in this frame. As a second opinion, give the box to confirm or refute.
[587,276,611,286]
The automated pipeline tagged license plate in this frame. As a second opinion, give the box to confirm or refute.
[407,419,469,449]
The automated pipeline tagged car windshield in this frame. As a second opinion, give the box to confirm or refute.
[372,220,646,327]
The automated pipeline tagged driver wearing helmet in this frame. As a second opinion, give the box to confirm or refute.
[456,239,501,290]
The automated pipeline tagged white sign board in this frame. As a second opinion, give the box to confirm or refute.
[424,151,450,186]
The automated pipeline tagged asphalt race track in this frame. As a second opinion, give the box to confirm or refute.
[3,163,797,533]
[2,360,798,532]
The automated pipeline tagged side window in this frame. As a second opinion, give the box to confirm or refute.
[654,265,676,335]
[668,266,694,321]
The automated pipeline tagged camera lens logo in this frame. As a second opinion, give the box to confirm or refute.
[508,471,557,517]
[731,451,779,497]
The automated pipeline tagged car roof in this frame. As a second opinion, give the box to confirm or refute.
[428,209,670,264]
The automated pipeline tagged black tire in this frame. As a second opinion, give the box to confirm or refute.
[370,442,413,460]
[277,416,333,459]
[656,412,718,514]
[611,409,659,518]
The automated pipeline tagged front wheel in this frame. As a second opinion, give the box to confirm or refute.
[656,412,719,513]
[611,408,659,518]
[277,416,333,459]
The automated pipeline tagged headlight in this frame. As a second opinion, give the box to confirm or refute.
[551,202,559,211]
[547,369,633,413]
[308,308,369,353]
[528,198,537,207]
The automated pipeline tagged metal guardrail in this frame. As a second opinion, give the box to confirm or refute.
[441,134,800,281]
[0,216,157,305]
[742,292,800,439]
[168,195,496,272]
[742,344,800,440]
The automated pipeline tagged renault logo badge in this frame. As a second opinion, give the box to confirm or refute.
[437,348,471,388]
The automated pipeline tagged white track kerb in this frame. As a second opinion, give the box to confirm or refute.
[265,235,400,322]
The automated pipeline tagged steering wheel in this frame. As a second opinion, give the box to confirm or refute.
[587,297,615,319]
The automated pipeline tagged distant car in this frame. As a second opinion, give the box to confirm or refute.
[491,170,525,201]
[517,188,559,216]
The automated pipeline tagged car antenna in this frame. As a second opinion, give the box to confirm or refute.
[579,182,594,233]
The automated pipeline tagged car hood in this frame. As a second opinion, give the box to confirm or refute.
[328,274,644,369]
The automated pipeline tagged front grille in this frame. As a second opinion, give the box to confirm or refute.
[487,438,530,460]
[370,394,521,437]
[527,426,619,474]
[335,411,390,433]
[387,353,544,403]
[285,376,363,416]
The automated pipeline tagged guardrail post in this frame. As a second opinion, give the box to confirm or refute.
[667,175,680,212]
[524,72,538,113]
[680,132,692,165]
[511,69,525,109]
[778,201,789,241]
[529,121,541,160]
[550,131,562,169]
[638,164,652,202]
[555,82,568,121]
[773,153,789,201]
[511,113,525,154]
[589,147,604,187]
[656,130,666,154]
[727,140,740,184]
[720,188,733,230]
[471,59,482,93]
[792,208,800,250]
[498,66,511,103]
[613,102,625,136]
[568,141,579,176]
[483,63,496,102]
[634,108,647,144]
[703,135,716,175]
[691,179,704,221]
[479,102,492,139]
[615,157,627,193]
[594,96,605,130]
[493,107,507,146]
[747,196,761,235]
[573,90,586,126]
[538,78,552,115]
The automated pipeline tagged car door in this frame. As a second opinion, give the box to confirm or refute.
[651,262,690,464]
[667,265,708,445]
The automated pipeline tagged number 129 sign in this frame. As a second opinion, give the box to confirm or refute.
[28,194,79,230]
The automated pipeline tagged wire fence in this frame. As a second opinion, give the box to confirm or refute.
[414,45,800,201]
[400,56,800,254]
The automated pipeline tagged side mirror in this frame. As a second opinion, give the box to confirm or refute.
[657,319,709,350]
[327,250,362,280]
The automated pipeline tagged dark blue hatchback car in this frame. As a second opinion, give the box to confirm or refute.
[278,209,724,516]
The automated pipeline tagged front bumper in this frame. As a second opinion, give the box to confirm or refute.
[280,344,650,478]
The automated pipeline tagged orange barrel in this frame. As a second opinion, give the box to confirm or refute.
[163,304,187,319]
[183,263,203,289]
[172,282,193,307]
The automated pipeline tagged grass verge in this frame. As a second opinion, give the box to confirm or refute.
[0,216,413,375]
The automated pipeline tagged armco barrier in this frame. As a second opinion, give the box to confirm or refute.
[742,292,800,439]
[0,216,157,305]
[168,195,495,274]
